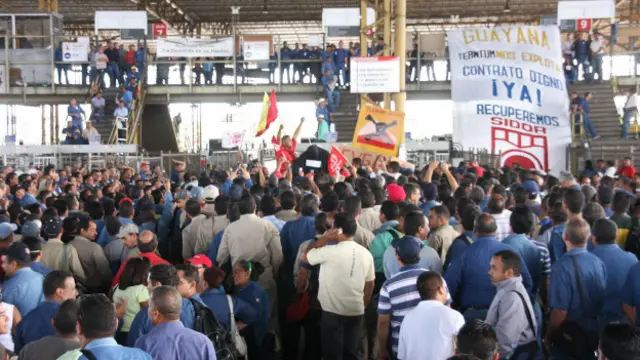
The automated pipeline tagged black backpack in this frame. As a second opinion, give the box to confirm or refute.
[189,298,239,360]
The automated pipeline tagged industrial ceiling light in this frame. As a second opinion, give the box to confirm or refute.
[503,0,511,13]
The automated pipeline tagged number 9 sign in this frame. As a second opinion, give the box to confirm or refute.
[576,18,592,32]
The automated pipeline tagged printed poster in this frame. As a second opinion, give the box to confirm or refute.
[351,104,405,157]
[448,26,571,171]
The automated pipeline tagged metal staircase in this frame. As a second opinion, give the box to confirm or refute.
[569,80,640,169]
[331,92,361,142]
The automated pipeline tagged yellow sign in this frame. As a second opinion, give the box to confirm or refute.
[351,104,405,157]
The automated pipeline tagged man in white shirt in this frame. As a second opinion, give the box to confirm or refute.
[114,100,129,118]
[94,46,109,88]
[622,88,638,139]
[302,213,375,360]
[488,195,512,241]
[82,121,100,143]
[590,33,607,83]
[91,92,106,122]
[397,271,464,360]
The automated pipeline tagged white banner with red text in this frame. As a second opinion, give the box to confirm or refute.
[448,25,571,172]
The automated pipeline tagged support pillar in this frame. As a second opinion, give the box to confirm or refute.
[382,0,391,109]
[41,105,46,145]
[392,0,407,114]
[360,0,368,108]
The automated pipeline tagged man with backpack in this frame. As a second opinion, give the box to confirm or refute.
[134,286,216,360]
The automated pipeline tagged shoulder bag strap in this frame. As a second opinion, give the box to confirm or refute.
[570,255,586,311]
[80,349,98,360]
[226,295,237,332]
[62,243,68,270]
[511,290,537,338]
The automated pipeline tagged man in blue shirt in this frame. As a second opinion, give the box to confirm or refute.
[2,242,44,317]
[419,182,440,215]
[14,270,78,352]
[280,193,318,273]
[135,286,216,360]
[63,294,152,360]
[280,42,292,84]
[591,218,637,325]
[550,188,584,264]
[546,217,606,360]
[334,40,349,87]
[322,70,340,113]
[574,33,591,82]
[444,213,532,322]
[579,92,600,140]
[378,236,429,360]
[127,264,198,347]
[67,98,85,130]
[54,44,69,85]
[444,205,480,272]
[121,86,133,110]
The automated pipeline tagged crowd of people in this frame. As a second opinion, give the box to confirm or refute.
[0,126,639,360]
[562,32,608,85]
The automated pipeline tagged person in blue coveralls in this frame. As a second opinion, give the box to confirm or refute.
[67,98,85,130]
[54,43,70,85]
[573,32,591,82]
[280,42,292,84]
[322,70,340,113]
[62,121,82,145]
[334,40,349,88]
[545,217,606,360]
[579,92,600,140]
[310,46,323,84]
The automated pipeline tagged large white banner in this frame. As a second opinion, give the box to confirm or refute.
[156,37,234,58]
[449,26,571,172]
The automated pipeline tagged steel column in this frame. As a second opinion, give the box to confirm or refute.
[392,0,407,114]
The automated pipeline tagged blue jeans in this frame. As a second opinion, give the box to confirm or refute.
[583,114,598,138]
[622,108,637,138]
[92,107,105,122]
[576,57,590,81]
[56,65,69,84]
[325,88,341,112]
[95,69,106,89]
[72,118,83,131]
[108,62,120,87]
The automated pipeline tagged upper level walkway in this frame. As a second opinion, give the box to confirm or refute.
[1,55,639,105]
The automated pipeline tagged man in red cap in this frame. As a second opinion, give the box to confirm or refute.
[386,184,406,203]
[140,162,151,180]
[185,254,212,293]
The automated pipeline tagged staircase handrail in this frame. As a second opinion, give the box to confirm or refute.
[126,64,148,144]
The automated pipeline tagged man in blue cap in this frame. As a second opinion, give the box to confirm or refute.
[377,234,431,360]
[0,222,18,279]
[521,179,543,220]
[420,182,439,215]
[2,242,44,316]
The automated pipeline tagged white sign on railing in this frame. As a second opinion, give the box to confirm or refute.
[243,41,270,61]
[350,56,401,93]
[62,42,89,63]
[156,37,234,58]
[222,132,245,149]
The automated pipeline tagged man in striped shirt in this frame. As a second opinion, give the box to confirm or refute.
[377,236,428,360]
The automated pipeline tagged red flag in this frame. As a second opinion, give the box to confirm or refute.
[328,146,349,176]
[256,90,278,137]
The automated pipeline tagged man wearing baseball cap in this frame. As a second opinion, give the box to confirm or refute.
[186,254,213,293]
[2,242,44,316]
[182,185,222,259]
[386,184,406,203]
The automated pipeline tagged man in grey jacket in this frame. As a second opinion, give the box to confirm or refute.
[486,249,537,359]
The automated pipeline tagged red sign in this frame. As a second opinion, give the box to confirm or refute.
[576,18,592,31]
[328,146,349,176]
[153,23,167,39]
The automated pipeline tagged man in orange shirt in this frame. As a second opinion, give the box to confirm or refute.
[272,118,304,177]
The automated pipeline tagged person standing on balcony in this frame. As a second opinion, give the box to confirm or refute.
[91,92,105,123]
[94,46,109,89]
[104,41,120,88]
[67,99,85,131]
[574,32,591,82]
[590,32,607,83]
[580,92,600,140]
[622,88,639,139]
[280,41,292,84]
[125,45,136,74]
[54,43,69,85]
[135,43,146,78]
[334,41,349,88]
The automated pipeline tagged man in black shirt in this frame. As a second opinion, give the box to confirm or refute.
[103,41,121,88]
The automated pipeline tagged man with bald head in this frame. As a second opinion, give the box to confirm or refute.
[134,286,216,360]
[112,230,169,286]
[445,213,533,321]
